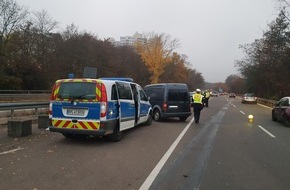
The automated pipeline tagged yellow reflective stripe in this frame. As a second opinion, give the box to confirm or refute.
[96,85,101,98]
[52,119,100,130]
[53,86,59,98]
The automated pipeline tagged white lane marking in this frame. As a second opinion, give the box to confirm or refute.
[240,111,245,115]
[258,125,276,138]
[258,103,272,109]
[0,147,23,155]
[139,117,195,190]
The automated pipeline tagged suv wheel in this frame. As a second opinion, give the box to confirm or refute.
[272,111,277,121]
[153,109,161,121]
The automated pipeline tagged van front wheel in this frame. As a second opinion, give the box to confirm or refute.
[153,109,161,121]
[144,113,153,126]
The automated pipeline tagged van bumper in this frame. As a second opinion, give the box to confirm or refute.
[163,112,191,119]
[49,120,118,136]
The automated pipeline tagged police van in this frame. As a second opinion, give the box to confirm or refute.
[49,78,153,141]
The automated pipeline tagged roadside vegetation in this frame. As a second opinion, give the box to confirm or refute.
[0,0,204,91]
[0,0,289,99]
[229,1,290,99]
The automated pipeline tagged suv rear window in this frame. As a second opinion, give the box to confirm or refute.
[57,82,96,100]
[168,88,189,101]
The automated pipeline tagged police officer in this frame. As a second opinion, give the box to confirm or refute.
[193,89,204,124]
[204,90,210,107]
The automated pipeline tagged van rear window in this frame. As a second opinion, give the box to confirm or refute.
[57,82,97,100]
[168,89,189,101]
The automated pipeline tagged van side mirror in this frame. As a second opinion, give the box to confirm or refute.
[145,96,150,101]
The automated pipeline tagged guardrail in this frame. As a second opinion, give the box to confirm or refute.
[257,98,277,108]
[0,102,49,118]
[0,94,50,102]
[0,90,51,94]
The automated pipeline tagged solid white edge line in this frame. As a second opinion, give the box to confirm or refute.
[258,103,272,109]
[0,147,23,155]
[258,125,276,138]
[139,117,195,190]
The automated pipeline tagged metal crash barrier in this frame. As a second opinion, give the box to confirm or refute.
[257,98,277,108]
[0,102,49,118]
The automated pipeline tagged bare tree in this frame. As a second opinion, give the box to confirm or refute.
[0,0,28,56]
[62,23,79,40]
[32,10,58,34]
[31,10,58,70]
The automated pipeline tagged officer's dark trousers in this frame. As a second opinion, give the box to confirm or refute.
[193,103,203,123]
[204,98,209,107]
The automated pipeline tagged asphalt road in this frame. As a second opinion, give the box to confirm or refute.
[0,96,290,190]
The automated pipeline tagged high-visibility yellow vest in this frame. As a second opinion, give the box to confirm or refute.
[205,92,210,98]
[193,93,203,104]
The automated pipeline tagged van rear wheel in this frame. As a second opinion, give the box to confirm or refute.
[62,133,77,138]
[108,125,123,142]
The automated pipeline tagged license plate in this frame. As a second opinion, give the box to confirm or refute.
[67,109,85,116]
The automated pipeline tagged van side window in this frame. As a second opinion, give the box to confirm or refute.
[117,83,132,100]
[111,84,118,100]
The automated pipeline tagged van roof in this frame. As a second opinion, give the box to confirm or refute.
[99,77,133,82]
[55,78,102,83]
[145,83,188,87]
[55,78,134,85]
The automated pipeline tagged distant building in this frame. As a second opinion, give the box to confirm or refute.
[109,32,146,47]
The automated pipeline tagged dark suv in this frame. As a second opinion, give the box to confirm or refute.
[144,83,191,121]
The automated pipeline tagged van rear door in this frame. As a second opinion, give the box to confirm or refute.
[50,80,102,131]
[116,82,135,130]
[167,85,191,113]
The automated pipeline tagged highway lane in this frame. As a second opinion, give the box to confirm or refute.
[148,96,290,190]
[1,96,290,190]
[0,111,189,190]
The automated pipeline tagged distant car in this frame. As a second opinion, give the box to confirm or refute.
[211,91,218,97]
[241,93,257,104]
[229,93,236,98]
[272,97,290,125]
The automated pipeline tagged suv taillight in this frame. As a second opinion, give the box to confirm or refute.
[162,102,167,112]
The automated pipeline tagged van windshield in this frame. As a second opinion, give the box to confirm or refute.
[168,88,189,101]
[57,82,96,100]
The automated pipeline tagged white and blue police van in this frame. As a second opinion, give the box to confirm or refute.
[49,78,152,141]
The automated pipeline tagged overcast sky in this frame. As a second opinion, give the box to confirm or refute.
[16,0,281,83]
